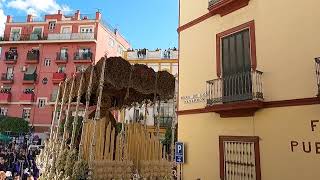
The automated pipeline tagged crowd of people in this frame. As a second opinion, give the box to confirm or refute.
[0,142,39,180]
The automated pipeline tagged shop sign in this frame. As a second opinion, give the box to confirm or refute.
[181,93,207,104]
[290,120,320,154]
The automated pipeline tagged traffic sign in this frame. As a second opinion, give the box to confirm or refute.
[175,142,184,163]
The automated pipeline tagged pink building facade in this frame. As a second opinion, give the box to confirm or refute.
[0,10,130,138]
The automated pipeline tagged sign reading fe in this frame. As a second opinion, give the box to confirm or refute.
[290,120,320,154]
[175,142,184,164]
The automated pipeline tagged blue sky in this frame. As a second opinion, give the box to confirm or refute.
[0,0,179,49]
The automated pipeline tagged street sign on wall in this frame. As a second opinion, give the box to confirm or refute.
[175,142,184,163]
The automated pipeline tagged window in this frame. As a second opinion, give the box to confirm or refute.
[61,27,72,34]
[109,38,115,47]
[80,27,93,33]
[133,109,140,122]
[216,21,256,77]
[0,107,8,116]
[57,66,66,73]
[38,98,46,108]
[22,108,31,121]
[49,21,56,30]
[219,136,261,180]
[10,28,21,41]
[216,21,256,103]
[44,59,51,67]
[76,65,87,72]
[30,27,43,40]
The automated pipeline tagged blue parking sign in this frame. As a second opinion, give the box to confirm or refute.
[175,142,184,163]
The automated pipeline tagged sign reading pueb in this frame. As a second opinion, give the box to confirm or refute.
[290,120,320,154]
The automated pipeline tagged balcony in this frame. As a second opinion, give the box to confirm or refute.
[206,70,264,117]
[208,0,250,16]
[125,49,178,60]
[47,33,95,41]
[23,73,37,84]
[1,34,47,41]
[315,58,320,96]
[56,52,68,64]
[1,73,14,84]
[74,52,93,63]
[26,50,40,64]
[20,92,35,104]
[0,91,11,104]
[4,51,18,64]
[0,33,95,43]
[50,93,58,102]
[52,72,66,84]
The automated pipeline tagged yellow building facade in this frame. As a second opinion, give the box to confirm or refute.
[178,0,320,179]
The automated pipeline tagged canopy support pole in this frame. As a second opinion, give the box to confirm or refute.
[78,66,94,160]
[88,58,107,179]
[71,73,84,148]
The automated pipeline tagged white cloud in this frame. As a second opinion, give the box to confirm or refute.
[0,0,6,35]
[7,0,71,16]
[0,9,5,35]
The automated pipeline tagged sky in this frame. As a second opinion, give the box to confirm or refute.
[0,0,179,49]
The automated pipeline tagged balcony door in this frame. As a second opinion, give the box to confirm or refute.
[6,67,13,80]
[10,28,21,41]
[221,29,252,103]
[61,27,71,34]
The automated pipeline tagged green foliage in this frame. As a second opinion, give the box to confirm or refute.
[0,116,30,134]
[59,116,83,136]
[115,122,123,134]
[162,124,178,154]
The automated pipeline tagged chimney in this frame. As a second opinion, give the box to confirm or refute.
[95,11,101,20]
[27,14,32,22]
[6,15,12,23]
[58,10,61,14]
[75,10,80,20]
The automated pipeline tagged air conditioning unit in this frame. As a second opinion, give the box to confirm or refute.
[21,66,27,72]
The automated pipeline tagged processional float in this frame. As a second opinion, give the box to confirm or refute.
[37,56,176,180]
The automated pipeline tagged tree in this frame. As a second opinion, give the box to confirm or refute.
[0,116,30,135]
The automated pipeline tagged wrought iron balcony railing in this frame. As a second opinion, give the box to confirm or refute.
[209,0,221,7]
[23,73,37,81]
[206,70,263,105]
[27,50,40,61]
[74,52,93,60]
[5,51,18,61]
[1,33,47,41]
[56,52,69,61]
[47,33,95,41]
[1,73,14,81]
[315,58,320,96]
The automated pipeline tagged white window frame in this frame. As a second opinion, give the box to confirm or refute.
[44,59,51,67]
[0,107,8,116]
[37,97,47,108]
[22,108,31,121]
[60,25,72,34]
[48,20,57,30]
[78,25,95,33]
[10,27,22,40]
[109,38,115,47]
[32,26,44,36]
